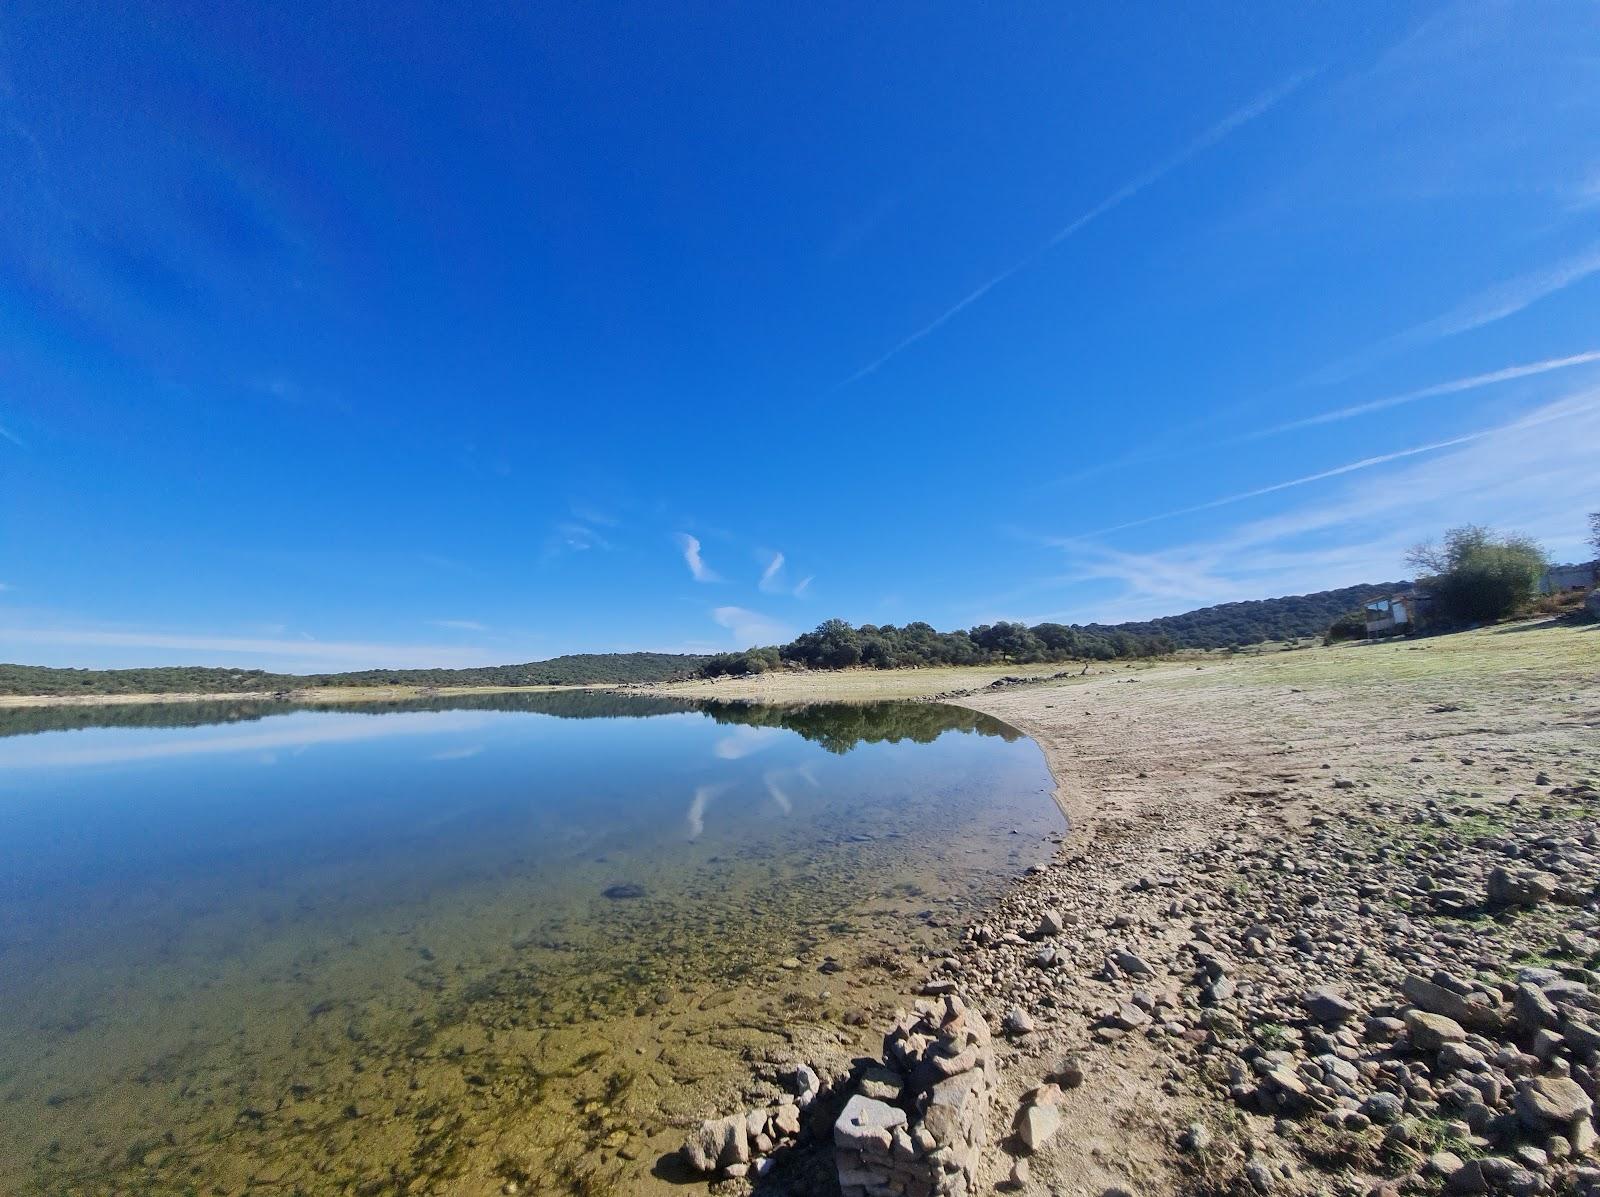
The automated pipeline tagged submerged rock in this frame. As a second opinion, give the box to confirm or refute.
[602,883,646,900]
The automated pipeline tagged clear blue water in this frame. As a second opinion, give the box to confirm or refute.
[0,694,1059,1195]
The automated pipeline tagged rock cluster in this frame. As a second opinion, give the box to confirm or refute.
[834,994,995,1197]
[679,1063,823,1181]
[909,755,1600,1194]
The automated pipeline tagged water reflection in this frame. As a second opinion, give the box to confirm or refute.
[0,693,1050,1197]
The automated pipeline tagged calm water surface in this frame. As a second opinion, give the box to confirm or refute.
[0,693,1059,1196]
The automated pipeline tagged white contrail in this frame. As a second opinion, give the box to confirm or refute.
[1079,394,1600,538]
[1266,350,1600,435]
[829,69,1318,391]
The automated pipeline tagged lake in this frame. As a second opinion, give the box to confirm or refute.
[0,693,1060,1196]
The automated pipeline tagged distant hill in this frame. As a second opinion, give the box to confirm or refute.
[698,581,1408,676]
[1080,581,1406,650]
[0,652,711,697]
[0,584,1403,697]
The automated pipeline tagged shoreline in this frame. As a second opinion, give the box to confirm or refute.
[4,620,1597,1194]
[0,662,1100,711]
[653,618,1600,1195]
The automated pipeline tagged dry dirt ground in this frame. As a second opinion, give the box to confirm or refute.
[647,619,1599,1196]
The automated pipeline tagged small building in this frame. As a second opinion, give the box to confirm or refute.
[1364,589,1429,638]
[1538,561,1600,594]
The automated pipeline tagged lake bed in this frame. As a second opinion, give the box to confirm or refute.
[0,694,1060,1195]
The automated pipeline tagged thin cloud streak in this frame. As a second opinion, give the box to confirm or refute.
[1414,241,1600,342]
[1017,390,1600,625]
[675,533,720,582]
[1073,392,1600,539]
[0,627,495,669]
[1263,351,1600,436]
[829,69,1318,391]
[1313,241,1600,384]
[758,551,786,592]
[1040,352,1600,498]
[711,605,792,647]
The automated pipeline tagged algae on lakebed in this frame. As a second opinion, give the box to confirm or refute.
[0,695,1059,1196]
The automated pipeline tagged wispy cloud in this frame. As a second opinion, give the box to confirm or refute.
[756,550,813,597]
[758,551,786,592]
[1410,242,1600,342]
[1073,395,1600,540]
[0,627,498,671]
[1314,241,1600,384]
[676,533,720,582]
[1040,351,1600,497]
[429,619,488,633]
[828,69,1317,391]
[544,512,616,560]
[713,725,783,760]
[1264,351,1600,436]
[685,783,728,840]
[711,605,792,647]
[0,711,492,770]
[428,744,484,761]
[0,421,25,448]
[1017,389,1600,624]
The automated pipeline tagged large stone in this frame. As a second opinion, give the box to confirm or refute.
[1017,1101,1062,1152]
[858,1063,904,1102]
[834,1094,907,1154]
[1406,1009,1469,1052]
[683,1113,748,1173]
[1260,1067,1313,1113]
[1487,867,1557,909]
[1303,988,1358,1026]
[773,1103,801,1137]
[1514,1076,1594,1130]
[1514,983,1560,1031]
[1403,975,1506,1034]
[923,1068,986,1145]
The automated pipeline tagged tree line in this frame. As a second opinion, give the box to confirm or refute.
[698,582,1402,677]
[0,652,711,697]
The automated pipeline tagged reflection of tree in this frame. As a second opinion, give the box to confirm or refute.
[0,693,1020,752]
[695,700,1021,754]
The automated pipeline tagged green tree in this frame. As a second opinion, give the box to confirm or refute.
[1406,524,1547,625]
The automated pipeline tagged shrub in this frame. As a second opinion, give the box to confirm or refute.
[1323,609,1366,644]
[1406,525,1547,625]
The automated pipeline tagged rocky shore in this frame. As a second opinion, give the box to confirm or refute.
[659,621,1600,1195]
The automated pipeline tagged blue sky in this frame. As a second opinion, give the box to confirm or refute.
[3,2,1598,671]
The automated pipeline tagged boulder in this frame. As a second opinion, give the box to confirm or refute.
[1487,867,1557,909]
[1403,974,1506,1034]
[1514,1076,1593,1131]
[1303,988,1358,1026]
[682,1113,748,1173]
[1406,1010,1469,1052]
